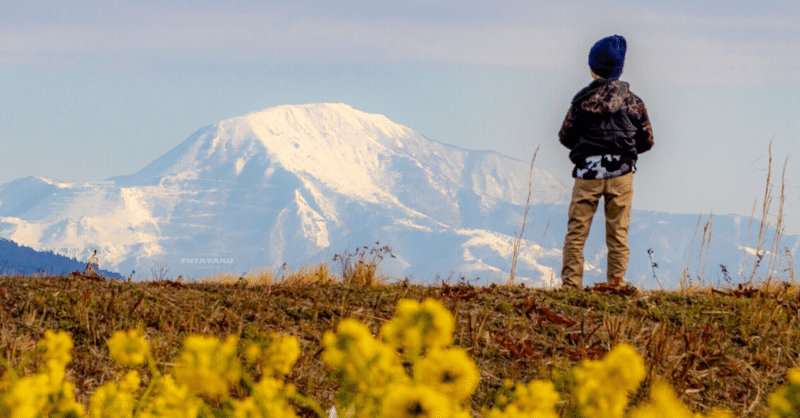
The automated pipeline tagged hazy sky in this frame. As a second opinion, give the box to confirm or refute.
[1,0,799,234]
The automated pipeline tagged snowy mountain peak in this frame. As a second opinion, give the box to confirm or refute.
[118,103,567,207]
[243,103,419,202]
[2,103,577,284]
[246,103,412,142]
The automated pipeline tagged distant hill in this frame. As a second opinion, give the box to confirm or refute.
[0,238,123,279]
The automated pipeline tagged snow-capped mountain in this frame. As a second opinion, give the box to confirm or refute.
[1,103,797,287]
[0,104,568,284]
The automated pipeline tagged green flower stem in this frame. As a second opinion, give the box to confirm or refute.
[288,392,327,418]
[0,355,15,382]
[132,352,161,417]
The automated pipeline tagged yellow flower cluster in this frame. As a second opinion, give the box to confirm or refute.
[323,298,476,418]
[415,347,479,402]
[571,344,735,418]
[381,385,463,418]
[381,298,454,360]
[231,377,298,418]
[768,368,800,418]
[244,332,300,376]
[174,334,241,398]
[89,371,138,418]
[487,379,559,418]
[323,318,409,415]
[139,375,202,418]
[2,298,800,418]
[574,343,646,418]
[627,380,734,418]
[0,330,84,418]
[1,328,307,418]
[108,329,151,367]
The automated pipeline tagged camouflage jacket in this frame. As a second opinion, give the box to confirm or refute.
[558,79,654,179]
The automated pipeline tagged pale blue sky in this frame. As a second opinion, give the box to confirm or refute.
[1,0,798,234]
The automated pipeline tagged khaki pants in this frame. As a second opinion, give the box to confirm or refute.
[561,172,633,288]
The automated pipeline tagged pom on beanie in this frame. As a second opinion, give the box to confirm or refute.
[588,35,626,80]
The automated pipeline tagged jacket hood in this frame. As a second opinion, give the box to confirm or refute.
[572,79,631,114]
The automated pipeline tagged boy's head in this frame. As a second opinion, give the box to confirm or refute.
[588,35,626,80]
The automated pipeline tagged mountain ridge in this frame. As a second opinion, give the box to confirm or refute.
[0,237,123,279]
[1,103,569,283]
[1,103,796,287]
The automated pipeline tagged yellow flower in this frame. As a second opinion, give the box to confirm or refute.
[574,343,645,418]
[173,334,241,398]
[323,318,408,416]
[4,374,50,418]
[117,370,140,394]
[145,375,202,418]
[107,329,150,367]
[381,298,454,358]
[768,368,800,418]
[382,384,453,418]
[88,381,134,418]
[41,358,68,393]
[705,408,736,418]
[416,348,479,402]
[790,369,800,384]
[3,331,85,418]
[0,330,84,418]
[629,380,696,418]
[233,398,261,418]
[39,330,73,367]
[630,381,734,418]
[487,379,559,418]
[232,377,298,418]
[51,380,86,417]
[514,380,560,417]
[245,333,301,376]
[323,319,377,368]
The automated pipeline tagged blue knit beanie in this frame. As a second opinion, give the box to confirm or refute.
[588,35,626,80]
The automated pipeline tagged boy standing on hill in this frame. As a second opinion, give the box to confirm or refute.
[558,35,654,289]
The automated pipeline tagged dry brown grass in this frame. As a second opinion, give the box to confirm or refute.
[1,272,798,417]
[509,147,538,286]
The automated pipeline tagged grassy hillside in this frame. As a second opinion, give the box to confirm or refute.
[0,268,798,417]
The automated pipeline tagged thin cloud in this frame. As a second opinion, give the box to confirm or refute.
[0,1,797,85]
